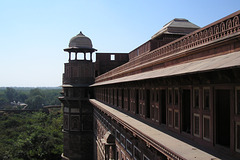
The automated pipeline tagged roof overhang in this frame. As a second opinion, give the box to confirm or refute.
[62,84,90,88]
[91,51,240,87]
[64,47,97,53]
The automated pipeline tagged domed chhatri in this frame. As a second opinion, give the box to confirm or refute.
[64,31,97,53]
[69,31,93,49]
[64,31,97,61]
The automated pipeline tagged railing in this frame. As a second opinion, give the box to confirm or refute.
[96,11,240,83]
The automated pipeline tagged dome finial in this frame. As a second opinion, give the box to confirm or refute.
[79,31,84,36]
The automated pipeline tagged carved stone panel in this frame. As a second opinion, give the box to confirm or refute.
[64,114,69,130]
[70,115,80,131]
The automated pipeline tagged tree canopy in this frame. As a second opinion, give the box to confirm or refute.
[0,111,63,160]
[0,87,61,109]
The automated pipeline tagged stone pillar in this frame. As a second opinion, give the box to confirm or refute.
[68,52,71,61]
[75,52,77,60]
[84,52,86,60]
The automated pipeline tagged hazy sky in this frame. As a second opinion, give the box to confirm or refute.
[0,0,239,87]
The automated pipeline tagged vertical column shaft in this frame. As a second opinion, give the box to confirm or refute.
[84,52,86,60]
[68,52,71,61]
[75,52,77,60]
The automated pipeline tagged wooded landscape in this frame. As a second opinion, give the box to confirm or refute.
[0,111,63,160]
[0,88,63,160]
[0,87,61,109]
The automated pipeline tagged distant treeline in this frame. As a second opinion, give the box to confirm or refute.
[0,87,61,110]
[0,87,61,90]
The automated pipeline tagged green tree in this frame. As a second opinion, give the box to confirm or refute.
[0,87,61,109]
[0,111,63,160]
[30,88,43,97]
[25,95,45,109]
[17,92,28,103]
[0,97,7,108]
[5,87,17,102]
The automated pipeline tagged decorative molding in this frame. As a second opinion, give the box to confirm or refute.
[95,11,240,84]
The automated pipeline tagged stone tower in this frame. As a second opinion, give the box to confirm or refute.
[60,32,96,160]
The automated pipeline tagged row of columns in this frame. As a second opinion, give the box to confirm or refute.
[68,52,93,61]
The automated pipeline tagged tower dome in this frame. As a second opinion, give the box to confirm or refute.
[64,31,97,53]
[69,31,93,49]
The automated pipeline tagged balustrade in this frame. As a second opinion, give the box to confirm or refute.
[96,12,240,83]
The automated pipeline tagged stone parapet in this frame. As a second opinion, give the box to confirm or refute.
[96,10,240,83]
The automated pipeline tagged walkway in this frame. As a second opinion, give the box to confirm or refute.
[90,99,233,160]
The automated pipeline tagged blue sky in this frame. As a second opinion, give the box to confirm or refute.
[0,0,239,87]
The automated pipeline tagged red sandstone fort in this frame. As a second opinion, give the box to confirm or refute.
[59,10,240,160]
